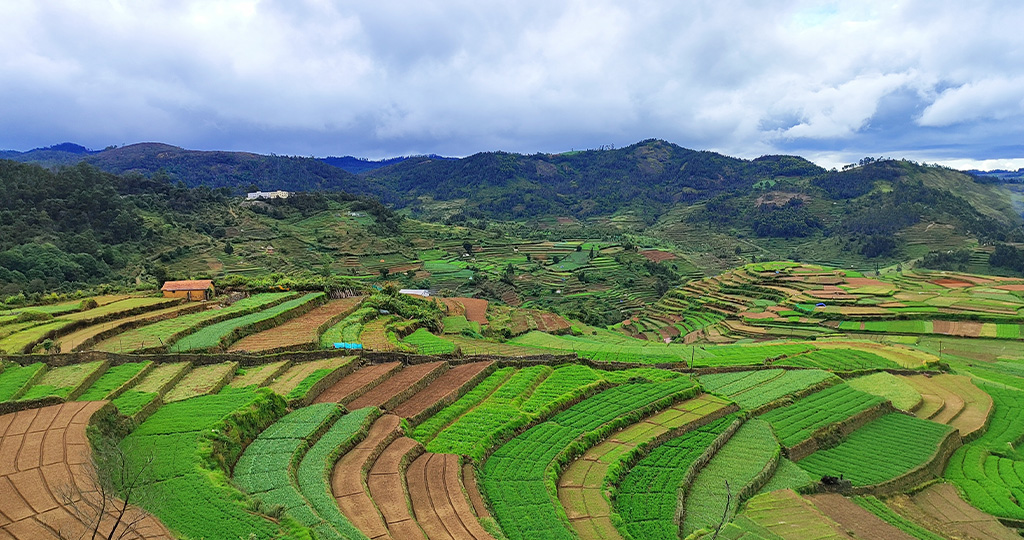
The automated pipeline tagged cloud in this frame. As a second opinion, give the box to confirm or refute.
[0,0,1023,169]
[918,77,1024,127]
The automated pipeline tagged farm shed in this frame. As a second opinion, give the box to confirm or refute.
[161,279,214,301]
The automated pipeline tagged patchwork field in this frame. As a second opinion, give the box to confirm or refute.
[0,263,1023,539]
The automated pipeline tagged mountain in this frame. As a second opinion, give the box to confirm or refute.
[319,154,455,174]
[84,143,380,194]
[361,140,824,222]
[0,142,102,167]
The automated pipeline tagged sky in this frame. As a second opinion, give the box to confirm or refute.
[2,1,1024,170]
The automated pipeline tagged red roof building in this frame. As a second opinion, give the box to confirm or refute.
[160,280,214,301]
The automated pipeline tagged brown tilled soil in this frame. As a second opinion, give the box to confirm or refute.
[228,297,363,352]
[932,320,983,337]
[368,437,427,539]
[0,402,172,539]
[533,312,570,333]
[332,415,402,540]
[314,362,402,405]
[453,298,489,324]
[890,483,1020,540]
[807,493,915,540]
[461,463,490,519]
[904,374,992,437]
[407,453,495,540]
[348,362,448,410]
[392,363,493,420]
[931,278,974,288]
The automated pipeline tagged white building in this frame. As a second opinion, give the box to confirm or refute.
[246,190,290,200]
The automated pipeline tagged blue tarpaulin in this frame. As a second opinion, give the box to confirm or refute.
[333,343,363,349]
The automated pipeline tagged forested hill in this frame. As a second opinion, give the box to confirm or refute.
[363,140,824,221]
[2,142,375,194]
[5,139,1021,240]
[0,159,396,299]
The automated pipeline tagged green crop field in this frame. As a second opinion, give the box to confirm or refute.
[614,414,737,539]
[775,348,900,370]
[169,292,323,352]
[699,368,837,410]
[235,403,343,535]
[77,361,151,400]
[846,371,922,411]
[121,388,290,539]
[17,360,105,400]
[95,293,294,352]
[402,327,456,354]
[482,379,697,540]
[681,419,780,537]
[796,413,952,486]
[760,383,887,447]
[0,362,46,401]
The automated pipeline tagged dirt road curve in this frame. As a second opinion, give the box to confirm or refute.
[0,401,172,539]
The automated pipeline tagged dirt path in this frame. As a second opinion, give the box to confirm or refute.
[314,362,402,405]
[407,453,494,540]
[392,362,494,422]
[0,402,172,539]
[807,493,915,540]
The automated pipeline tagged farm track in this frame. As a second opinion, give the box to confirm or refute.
[392,362,494,422]
[905,374,993,438]
[348,362,449,410]
[0,402,172,539]
[314,362,403,405]
[227,296,364,353]
[807,493,916,540]
[558,393,734,540]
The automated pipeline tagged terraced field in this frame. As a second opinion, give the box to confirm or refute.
[558,394,735,540]
[760,383,887,449]
[228,296,364,353]
[3,263,1024,539]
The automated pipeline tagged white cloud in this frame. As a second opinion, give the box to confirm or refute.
[918,77,1024,127]
[0,0,1022,165]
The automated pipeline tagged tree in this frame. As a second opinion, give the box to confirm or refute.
[56,437,159,540]
[379,267,390,279]
[462,241,473,255]
[223,242,234,255]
